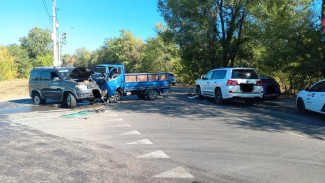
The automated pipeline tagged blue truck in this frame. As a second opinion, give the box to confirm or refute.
[92,63,170,103]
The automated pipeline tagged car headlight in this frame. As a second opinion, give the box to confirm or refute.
[75,84,87,89]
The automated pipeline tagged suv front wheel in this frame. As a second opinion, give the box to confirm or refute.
[215,88,224,105]
[63,93,76,108]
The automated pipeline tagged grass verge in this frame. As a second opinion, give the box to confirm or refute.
[0,79,29,101]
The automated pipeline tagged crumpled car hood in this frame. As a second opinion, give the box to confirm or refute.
[68,67,94,80]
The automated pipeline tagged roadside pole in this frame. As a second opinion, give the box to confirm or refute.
[52,0,58,66]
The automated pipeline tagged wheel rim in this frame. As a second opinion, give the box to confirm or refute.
[149,90,156,99]
[34,95,40,105]
[67,95,71,106]
[215,91,221,103]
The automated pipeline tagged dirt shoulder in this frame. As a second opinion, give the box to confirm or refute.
[0,79,29,101]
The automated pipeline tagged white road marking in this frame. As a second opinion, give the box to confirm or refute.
[187,96,198,99]
[288,132,307,139]
[153,166,194,178]
[127,139,152,145]
[108,118,124,121]
[137,150,169,159]
[113,123,131,127]
[119,130,141,135]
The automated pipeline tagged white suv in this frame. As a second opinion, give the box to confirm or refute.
[195,68,263,105]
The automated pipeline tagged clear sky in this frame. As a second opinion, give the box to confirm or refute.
[0,0,164,55]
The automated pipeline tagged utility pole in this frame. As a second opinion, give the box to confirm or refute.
[52,0,58,66]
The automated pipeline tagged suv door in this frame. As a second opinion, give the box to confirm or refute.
[40,71,51,99]
[201,71,213,96]
[209,70,227,95]
[307,81,325,112]
[49,71,63,100]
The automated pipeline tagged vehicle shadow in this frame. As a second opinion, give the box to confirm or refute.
[111,86,325,140]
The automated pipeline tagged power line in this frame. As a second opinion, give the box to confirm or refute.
[41,0,53,26]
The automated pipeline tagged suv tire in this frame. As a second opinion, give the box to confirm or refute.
[32,92,45,105]
[215,88,224,104]
[64,93,76,108]
[147,89,158,100]
[109,90,122,103]
[196,86,203,99]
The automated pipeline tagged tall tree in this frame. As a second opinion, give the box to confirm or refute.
[7,44,33,78]
[74,47,92,68]
[19,27,52,59]
[0,46,17,80]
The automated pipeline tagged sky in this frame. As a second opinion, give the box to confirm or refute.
[0,0,164,55]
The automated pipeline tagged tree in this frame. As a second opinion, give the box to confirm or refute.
[158,0,252,83]
[140,23,180,73]
[99,30,144,72]
[19,27,52,59]
[0,46,17,80]
[33,54,53,67]
[74,47,92,68]
[7,44,33,78]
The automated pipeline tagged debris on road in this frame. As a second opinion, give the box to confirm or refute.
[60,109,105,118]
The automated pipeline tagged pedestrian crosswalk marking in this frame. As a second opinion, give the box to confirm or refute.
[137,150,169,159]
[119,130,141,135]
[153,166,194,178]
[127,139,152,144]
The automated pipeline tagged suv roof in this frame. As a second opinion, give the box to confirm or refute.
[211,67,256,71]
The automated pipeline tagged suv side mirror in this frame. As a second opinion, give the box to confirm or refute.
[200,76,206,80]
[53,77,61,81]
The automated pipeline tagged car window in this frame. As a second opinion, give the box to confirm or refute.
[40,71,50,81]
[310,81,325,92]
[231,69,258,79]
[205,71,213,80]
[30,70,40,81]
[212,70,227,79]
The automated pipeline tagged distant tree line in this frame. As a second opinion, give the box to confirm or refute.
[1,0,324,95]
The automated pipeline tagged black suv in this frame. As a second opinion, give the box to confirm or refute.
[28,66,102,108]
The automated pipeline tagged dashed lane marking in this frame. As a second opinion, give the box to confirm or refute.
[113,123,131,127]
[119,130,141,135]
[137,150,169,159]
[153,166,194,178]
[288,132,307,139]
[127,139,152,145]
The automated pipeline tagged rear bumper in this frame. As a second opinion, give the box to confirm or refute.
[224,92,263,100]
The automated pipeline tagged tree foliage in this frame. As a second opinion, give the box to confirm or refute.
[0,46,17,80]
[19,27,52,59]
[7,44,33,78]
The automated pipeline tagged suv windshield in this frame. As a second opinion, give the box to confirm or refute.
[57,68,75,80]
[231,69,258,79]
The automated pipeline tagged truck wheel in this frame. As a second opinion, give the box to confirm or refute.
[32,92,45,105]
[147,89,158,100]
[109,90,122,103]
[215,88,224,104]
[64,93,76,108]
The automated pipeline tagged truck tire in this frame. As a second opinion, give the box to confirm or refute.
[147,89,158,100]
[32,92,45,105]
[64,93,76,108]
[109,90,122,103]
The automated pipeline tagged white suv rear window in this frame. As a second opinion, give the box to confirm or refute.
[231,69,258,79]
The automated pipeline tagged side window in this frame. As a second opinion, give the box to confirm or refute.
[212,70,227,79]
[51,72,59,80]
[205,71,213,80]
[30,70,40,81]
[41,71,50,81]
[310,82,325,92]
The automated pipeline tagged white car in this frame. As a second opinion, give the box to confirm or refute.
[195,68,263,105]
[296,79,325,114]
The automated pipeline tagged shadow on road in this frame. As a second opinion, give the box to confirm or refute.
[110,86,325,140]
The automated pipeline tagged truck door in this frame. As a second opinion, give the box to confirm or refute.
[106,67,122,96]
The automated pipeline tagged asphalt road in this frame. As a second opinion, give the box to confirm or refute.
[0,86,324,183]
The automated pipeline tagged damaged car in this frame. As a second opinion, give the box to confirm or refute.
[28,66,102,108]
